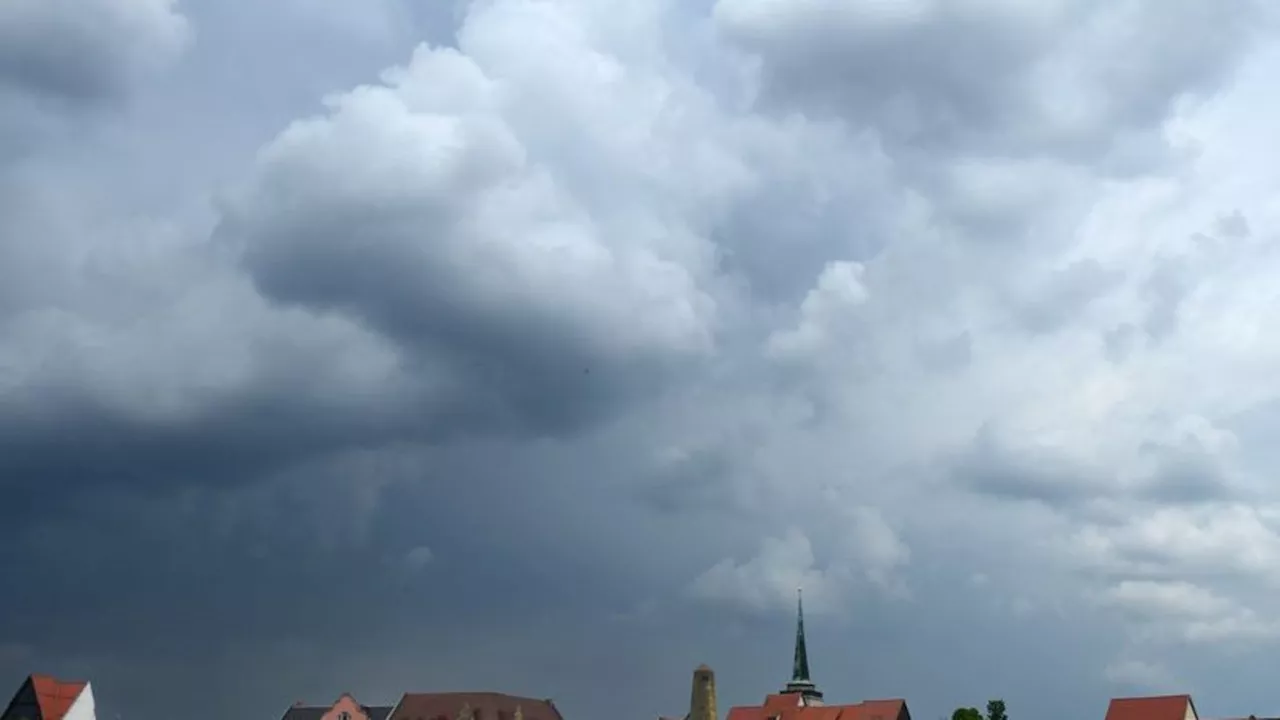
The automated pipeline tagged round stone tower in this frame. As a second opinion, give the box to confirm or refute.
[690,665,717,720]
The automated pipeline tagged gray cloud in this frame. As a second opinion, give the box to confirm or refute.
[0,0,186,102]
[1010,259,1125,336]
[950,424,1109,507]
[0,0,187,159]
[714,0,1266,169]
[8,2,1280,720]
[220,43,718,436]
[953,416,1243,511]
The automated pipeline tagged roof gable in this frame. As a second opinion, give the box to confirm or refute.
[1,677,40,720]
[3,675,88,720]
[855,700,908,720]
[280,696,394,720]
[727,707,765,720]
[728,697,909,720]
[1106,695,1194,720]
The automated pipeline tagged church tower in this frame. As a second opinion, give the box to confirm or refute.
[690,665,717,720]
[780,589,824,705]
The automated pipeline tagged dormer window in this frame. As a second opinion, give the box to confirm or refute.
[340,712,351,720]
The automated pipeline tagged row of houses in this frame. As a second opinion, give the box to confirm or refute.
[0,674,566,720]
[1,667,1274,720]
[651,595,1275,720]
[1,600,1272,720]
[670,665,1269,720]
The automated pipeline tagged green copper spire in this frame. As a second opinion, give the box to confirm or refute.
[782,588,823,702]
[792,588,811,683]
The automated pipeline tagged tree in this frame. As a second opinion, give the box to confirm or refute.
[986,700,1007,720]
[952,708,983,720]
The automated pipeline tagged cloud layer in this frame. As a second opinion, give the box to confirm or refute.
[6,1,1280,720]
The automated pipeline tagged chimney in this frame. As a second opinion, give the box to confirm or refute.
[690,665,717,720]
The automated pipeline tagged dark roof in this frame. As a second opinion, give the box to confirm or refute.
[283,708,327,720]
[391,693,563,720]
[1106,696,1196,720]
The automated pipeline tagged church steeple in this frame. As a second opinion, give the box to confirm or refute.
[781,588,823,703]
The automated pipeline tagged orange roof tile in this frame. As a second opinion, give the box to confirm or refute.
[728,696,909,720]
[3,675,89,720]
[854,700,909,720]
[727,707,765,720]
[1105,695,1196,720]
[30,675,87,720]
[764,696,802,716]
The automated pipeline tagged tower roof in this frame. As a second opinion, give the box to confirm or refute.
[781,588,822,702]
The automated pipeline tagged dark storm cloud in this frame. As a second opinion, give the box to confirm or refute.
[204,25,752,442]
[0,12,713,502]
[0,376,411,493]
[0,431,781,720]
[5,3,1280,720]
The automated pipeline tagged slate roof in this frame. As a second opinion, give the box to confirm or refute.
[282,707,328,720]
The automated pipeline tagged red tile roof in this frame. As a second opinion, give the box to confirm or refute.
[280,696,393,720]
[2,675,88,720]
[763,696,802,716]
[31,674,88,720]
[858,701,909,720]
[727,696,910,720]
[1105,695,1196,720]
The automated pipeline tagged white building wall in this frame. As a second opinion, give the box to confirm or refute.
[1184,700,1197,720]
[63,684,96,720]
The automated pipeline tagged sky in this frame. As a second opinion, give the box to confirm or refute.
[4,0,1280,719]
